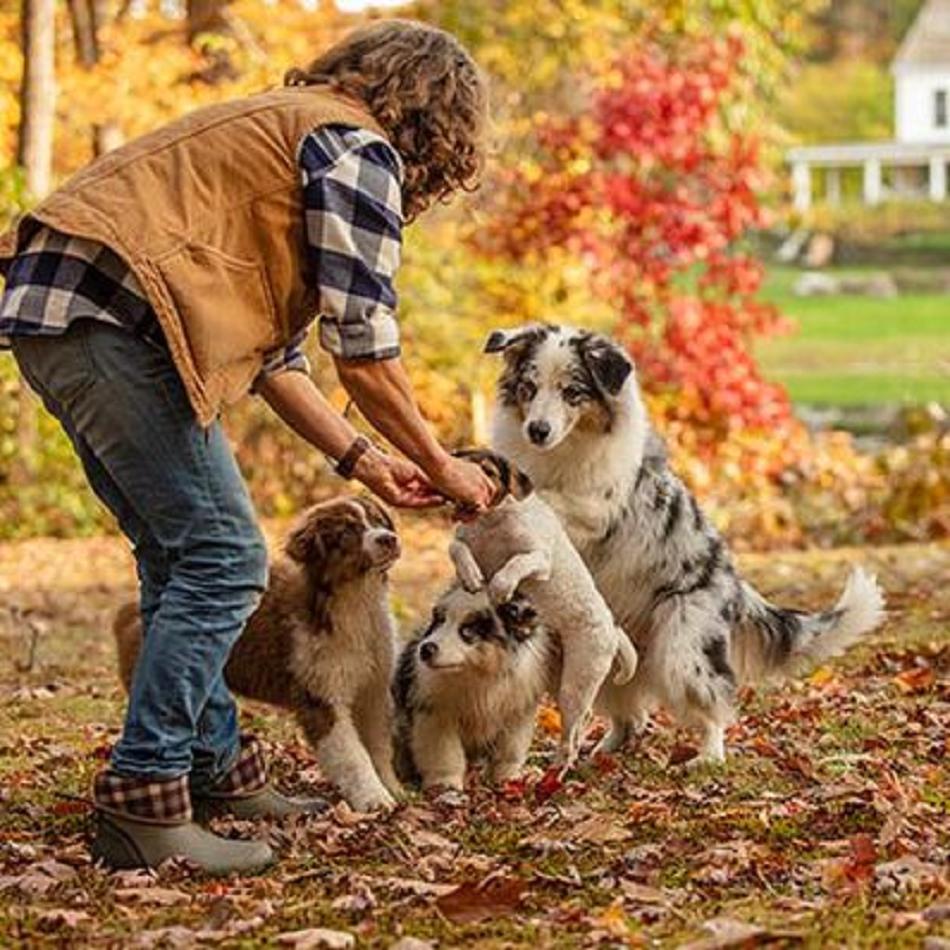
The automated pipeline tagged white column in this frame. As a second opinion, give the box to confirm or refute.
[792,161,812,212]
[826,166,842,206]
[930,156,947,201]
[863,158,883,206]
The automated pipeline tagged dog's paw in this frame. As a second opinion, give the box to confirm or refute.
[487,575,517,607]
[349,787,397,813]
[428,787,469,809]
[459,573,485,595]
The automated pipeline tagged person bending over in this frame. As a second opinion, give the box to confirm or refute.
[0,19,494,873]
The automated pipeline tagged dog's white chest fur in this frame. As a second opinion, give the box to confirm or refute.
[290,576,396,704]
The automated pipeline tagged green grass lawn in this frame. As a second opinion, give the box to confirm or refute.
[757,267,950,406]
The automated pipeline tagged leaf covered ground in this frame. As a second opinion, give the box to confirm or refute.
[0,519,947,948]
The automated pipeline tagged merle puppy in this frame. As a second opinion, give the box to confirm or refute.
[487,323,886,762]
[393,587,556,790]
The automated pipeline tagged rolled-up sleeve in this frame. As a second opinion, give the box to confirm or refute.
[299,125,404,362]
[258,326,311,379]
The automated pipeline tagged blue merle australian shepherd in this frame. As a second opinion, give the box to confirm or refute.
[487,324,885,763]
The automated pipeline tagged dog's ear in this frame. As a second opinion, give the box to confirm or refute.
[497,595,539,641]
[284,513,327,564]
[483,325,549,355]
[511,467,533,500]
[578,335,632,396]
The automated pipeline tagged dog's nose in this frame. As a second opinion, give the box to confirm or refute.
[378,531,399,551]
[527,420,551,445]
[419,641,438,663]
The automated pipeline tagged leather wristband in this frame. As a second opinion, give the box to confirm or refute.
[335,435,372,479]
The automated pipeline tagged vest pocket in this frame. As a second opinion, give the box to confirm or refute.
[153,243,280,401]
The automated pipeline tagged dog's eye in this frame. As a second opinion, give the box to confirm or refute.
[517,380,537,402]
[563,384,588,404]
[458,625,477,644]
[424,608,445,637]
[459,613,495,643]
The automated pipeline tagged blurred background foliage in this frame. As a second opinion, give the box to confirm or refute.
[0,0,946,548]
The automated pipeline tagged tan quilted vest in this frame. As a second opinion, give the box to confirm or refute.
[0,87,386,425]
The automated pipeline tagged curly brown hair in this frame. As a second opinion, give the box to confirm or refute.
[285,20,488,222]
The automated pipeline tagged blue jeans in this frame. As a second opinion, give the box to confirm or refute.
[12,321,268,785]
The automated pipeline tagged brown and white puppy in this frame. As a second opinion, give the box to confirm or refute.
[113,496,404,811]
[449,448,637,768]
[393,586,556,790]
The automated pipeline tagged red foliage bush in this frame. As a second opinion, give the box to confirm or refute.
[479,34,797,450]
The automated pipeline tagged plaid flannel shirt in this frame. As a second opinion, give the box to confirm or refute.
[0,124,404,379]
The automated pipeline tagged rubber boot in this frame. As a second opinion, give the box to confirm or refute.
[196,784,328,821]
[91,812,275,875]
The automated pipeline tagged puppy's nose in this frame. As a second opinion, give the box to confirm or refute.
[420,641,438,663]
[528,420,551,445]
[378,531,400,552]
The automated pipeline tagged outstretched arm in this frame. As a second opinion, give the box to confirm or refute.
[335,357,494,511]
[257,371,440,509]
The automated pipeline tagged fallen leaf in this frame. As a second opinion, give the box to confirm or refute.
[276,928,355,949]
[389,940,435,950]
[620,881,668,905]
[572,815,630,844]
[669,743,699,766]
[537,703,562,736]
[679,916,769,950]
[129,925,199,949]
[534,767,563,804]
[436,876,527,924]
[36,908,91,929]
[114,886,191,906]
[893,666,936,694]
[807,666,836,687]
[876,857,948,895]
[590,901,630,937]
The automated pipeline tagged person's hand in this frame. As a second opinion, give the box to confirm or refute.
[353,449,443,509]
[427,455,496,514]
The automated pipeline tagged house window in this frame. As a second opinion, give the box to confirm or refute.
[936,90,948,129]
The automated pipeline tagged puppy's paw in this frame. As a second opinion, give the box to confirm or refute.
[349,787,397,813]
[487,574,517,607]
[455,563,485,594]
[429,787,469,809]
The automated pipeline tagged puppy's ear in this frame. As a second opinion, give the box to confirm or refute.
[497,595,539,641]
[285,514,327,564]
[511,467,533,500]
[578,335,632,396]
[483,325,549,355]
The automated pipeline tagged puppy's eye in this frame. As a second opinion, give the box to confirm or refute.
[563,385,588,404]
[459,613,495,643]
[517,380,537,402]
[424,608,446,637]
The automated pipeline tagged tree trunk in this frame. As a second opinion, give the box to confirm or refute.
[67,0,99,67]
[14,0,56,485]
[17,0,56,201]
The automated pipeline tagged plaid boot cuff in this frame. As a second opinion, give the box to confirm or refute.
[205,737,269,800]
[94,771,191,825]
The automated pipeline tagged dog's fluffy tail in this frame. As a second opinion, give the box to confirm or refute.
[612,627,638,685]
[733,567,885,683]
[113,601,143,693]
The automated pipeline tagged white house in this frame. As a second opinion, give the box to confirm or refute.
[788,0,950,210]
